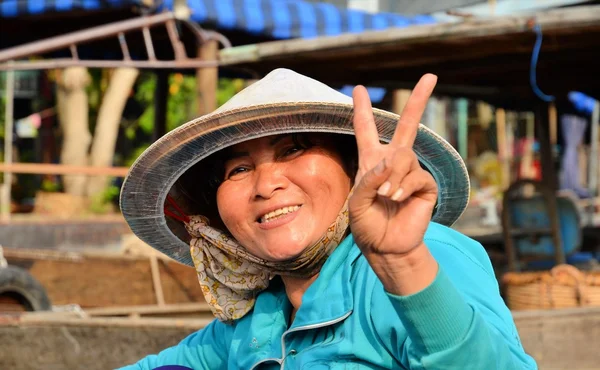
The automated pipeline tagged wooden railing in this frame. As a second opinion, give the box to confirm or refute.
[0,163,130,221]
[0,163,129,177]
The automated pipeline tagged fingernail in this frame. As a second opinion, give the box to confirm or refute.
[374,159,386,175]
[391,188,404,201]
[377,181,391,196]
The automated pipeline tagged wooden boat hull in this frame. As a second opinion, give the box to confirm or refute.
[3,248,204,308]
[1,307,600,370]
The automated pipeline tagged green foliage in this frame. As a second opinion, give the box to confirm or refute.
[40,178,61,193]
[125,145,150,167]
[167,73,197,132]
[134,73,198,135]
[86,69,106,133]
[125,74,245,168]
[89,183,120,214]
[104,184,120,200]
[135,73,156,136]
[218,78,245,107]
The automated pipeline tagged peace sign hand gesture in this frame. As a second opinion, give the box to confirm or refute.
[348,74,440,295]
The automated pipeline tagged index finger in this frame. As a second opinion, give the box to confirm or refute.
[392,74,438,147]
[352,85,381,154]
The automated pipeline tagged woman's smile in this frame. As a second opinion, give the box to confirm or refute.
[257,204,302,228]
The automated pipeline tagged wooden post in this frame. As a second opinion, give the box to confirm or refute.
[588,101,600,197]
[87,67,139,197]
[536,103,557,192]
[153,71,168,142]
[456,98,469,160]
[391,89,411,115]
[549,102,557,148]
[496,107,509,190]
[489,0,497,15]
[2,64,14,222]
[520,112,536,179]
[196,40,218,116]
[149,255,165,306]
[57,67,92,196]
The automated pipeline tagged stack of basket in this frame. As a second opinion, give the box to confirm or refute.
[502,264,600,310]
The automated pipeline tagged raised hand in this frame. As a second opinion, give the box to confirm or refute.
[348,74,440,294]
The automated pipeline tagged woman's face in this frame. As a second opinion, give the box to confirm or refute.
[216,134,352,261]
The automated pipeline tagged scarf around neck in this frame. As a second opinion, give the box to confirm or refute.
[184,198,350,323]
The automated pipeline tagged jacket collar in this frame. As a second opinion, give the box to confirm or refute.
[249,234,360,329]
[290,234,359,328]
[235,235,361,368]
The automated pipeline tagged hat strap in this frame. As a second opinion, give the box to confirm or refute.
[164,195,190,223]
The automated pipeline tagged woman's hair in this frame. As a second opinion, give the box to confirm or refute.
[175,133,358,228]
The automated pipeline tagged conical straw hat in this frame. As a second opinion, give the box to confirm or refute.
[120,69,470,266]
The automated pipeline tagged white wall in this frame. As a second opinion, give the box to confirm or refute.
[347,0,379,13]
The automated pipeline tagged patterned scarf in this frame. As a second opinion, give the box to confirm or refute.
[184,199,350,323]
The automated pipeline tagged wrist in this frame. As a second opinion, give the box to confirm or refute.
[364,242,439,296]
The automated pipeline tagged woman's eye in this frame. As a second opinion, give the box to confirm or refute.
[226,166,248,179]
[282,146,303,157]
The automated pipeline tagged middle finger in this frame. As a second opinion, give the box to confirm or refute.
[391,74,438,148]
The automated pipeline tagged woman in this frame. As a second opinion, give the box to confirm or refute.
[119,69,537,369]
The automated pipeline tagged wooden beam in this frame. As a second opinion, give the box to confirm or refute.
[220,5,600,66]
[513,307,600,370]
[218,6,600,103]
[5,248,203,308]
[14,315,212,329]
[0,163,129,177]
[16,303,213,320]
[83,302,211,317]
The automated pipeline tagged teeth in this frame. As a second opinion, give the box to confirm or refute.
[261,205,300,223]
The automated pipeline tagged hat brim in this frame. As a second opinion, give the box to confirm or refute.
[120,102,470,266]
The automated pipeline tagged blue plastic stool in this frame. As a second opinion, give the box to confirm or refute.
[502,180,584,271]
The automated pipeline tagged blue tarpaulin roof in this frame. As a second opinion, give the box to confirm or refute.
[179,0,435,39]
[1,0,435,102]
[1,0,435,39]
[0,0,135,17]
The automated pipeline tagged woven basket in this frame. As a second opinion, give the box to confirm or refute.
[502,264,600,310]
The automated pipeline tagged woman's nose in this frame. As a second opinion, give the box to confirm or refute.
[253,164,288,199]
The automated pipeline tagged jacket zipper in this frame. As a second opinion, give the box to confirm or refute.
[249,357,282,370]
[279,310,352,370]
[248,310,352,370]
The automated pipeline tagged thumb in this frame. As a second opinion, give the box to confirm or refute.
[350,159,389,214]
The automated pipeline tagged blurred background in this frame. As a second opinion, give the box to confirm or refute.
[1,0,600,368]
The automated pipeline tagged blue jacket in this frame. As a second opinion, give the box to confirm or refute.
[120,223,538,369]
